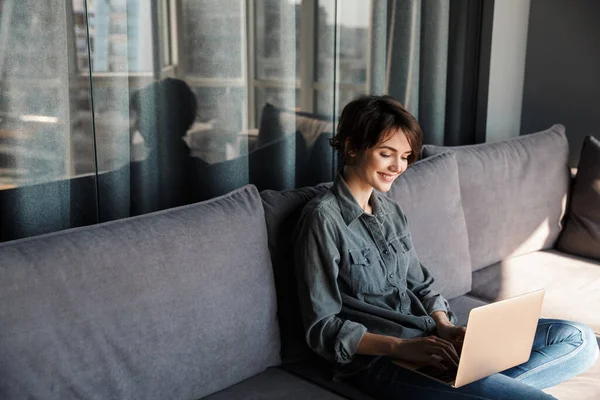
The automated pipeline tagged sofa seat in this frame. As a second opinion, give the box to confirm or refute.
[469,249,600,335]
[470,250,600,399]
[544,355,600,400]
[203,367,346,399]
[276,296,488,400]
[277,294,596,400]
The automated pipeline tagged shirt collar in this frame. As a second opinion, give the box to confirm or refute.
[331,172,392,225]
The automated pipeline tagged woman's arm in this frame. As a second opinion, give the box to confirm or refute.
[432,311,466,353]
[295,209,367,364]
[357,331,459,369]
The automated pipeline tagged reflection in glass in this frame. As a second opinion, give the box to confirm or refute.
[255,87,300,122]
[0,0,80,188]
[0,0,383,242]
[187,86,246,164]
[128,78,206,214]
[181,0,243,78]
[315,89,364,117]
[72,0,153,73]
[255,0,301,80]
[317,0,370,84]
[0,0,100,241]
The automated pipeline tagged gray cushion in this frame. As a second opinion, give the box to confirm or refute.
[544,349,600,400]
[387,151,472,299]
[0,185,281,400]
[203,367,347,400]
[283,357,376,400]
[447,295,489,327]
[261,184,330,363]
[556,135,600,261]
[469,249,600,335]
[423,125,570,271]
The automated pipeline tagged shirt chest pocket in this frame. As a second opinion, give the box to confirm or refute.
[345,247,387,295]
[389,234,412,280]
[389,234,412,254]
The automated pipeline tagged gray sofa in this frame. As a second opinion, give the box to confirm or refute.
[0,125,598,399]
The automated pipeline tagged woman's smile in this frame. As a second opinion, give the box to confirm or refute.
[378,172,398,183]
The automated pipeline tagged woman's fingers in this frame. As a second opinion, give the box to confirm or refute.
[428,336,460,363]
[427,346,458,368]
[429,358,448,371]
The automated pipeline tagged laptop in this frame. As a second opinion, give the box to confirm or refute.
[393,289,545,388]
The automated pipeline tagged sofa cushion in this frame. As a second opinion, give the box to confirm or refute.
[423,125,570,271]
[203,367,347,400]
[261,184,330,363]
[543,352,600,400]
[556,135,600,261]
[283,356,376,400]
[447,295,489,327]
[0,185,280,400]
[387,152,472,299]
[469,249,600,335]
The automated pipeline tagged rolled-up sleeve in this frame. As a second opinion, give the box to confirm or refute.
[294,210,367,364]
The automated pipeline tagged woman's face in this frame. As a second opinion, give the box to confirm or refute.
[348,129,413,193]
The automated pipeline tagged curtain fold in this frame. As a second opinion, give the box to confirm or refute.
[386,0,483,146]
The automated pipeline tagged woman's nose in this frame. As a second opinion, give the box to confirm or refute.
[390,158,407,173]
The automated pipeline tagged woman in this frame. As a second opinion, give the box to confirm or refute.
[294,95,598,399]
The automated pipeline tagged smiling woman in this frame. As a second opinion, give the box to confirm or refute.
[293,95,599,400]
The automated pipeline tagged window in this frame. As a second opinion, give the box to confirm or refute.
[0,0,376,241]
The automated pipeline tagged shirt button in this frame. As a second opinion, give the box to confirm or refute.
[388,273,394,278]
[401,293,406,297]
[383,250,389,255]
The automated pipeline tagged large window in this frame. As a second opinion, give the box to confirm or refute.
[0,0,376,242]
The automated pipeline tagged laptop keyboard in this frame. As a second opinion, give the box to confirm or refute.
[415,364,458,383]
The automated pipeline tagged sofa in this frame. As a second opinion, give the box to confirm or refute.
[0,125,598,399]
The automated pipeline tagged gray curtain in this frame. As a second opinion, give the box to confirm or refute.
[384,0,485,146]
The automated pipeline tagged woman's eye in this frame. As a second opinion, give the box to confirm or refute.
[381,153,391,158]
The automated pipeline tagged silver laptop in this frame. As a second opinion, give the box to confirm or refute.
[393,289,545,388]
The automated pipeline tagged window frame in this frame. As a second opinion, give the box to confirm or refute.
[71,0,372,129]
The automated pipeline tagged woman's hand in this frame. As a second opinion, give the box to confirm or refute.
[436,324,466,355]
[392,336,460,370]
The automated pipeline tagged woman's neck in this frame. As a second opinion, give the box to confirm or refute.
[342,166,374,214]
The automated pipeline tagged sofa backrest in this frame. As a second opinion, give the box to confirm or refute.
[423,125,570,271]
[262,154,472,364]
[0,185,281,399]
[260,184,330,364]
[387,152,472,299]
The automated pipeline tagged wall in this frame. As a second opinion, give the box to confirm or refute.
[485,0,530,143]
[521,0,600,166]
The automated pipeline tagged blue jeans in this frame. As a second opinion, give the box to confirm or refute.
[349,319,599,400]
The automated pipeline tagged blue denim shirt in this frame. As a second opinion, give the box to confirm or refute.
[294,173,456,376]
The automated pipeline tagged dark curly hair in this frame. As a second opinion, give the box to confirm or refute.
[330,95,422,167]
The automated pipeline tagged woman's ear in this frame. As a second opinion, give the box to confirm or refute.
[344,138,357,158]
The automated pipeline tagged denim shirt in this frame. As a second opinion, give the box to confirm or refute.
[294,173,456,377]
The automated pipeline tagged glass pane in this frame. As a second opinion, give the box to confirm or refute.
[73,0,154,73]
[187,86,246,164]
[255,86,299,149]
[317,0,370,85]
[256,87,299,114]
[255,0,301,80]
[181,0,243,78]
[0,0,98,241]
[315,89,363,117]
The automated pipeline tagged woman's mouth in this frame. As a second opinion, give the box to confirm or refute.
[378,172,397,183]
